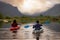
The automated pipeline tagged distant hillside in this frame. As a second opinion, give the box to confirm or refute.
[41,4,60,16]
[0,1,60,17]
[32,4,60,16]
[0,1,23,17]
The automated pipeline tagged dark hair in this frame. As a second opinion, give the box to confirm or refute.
[36,20,39,23]
[12,20,18,27]
[13,20,17,23]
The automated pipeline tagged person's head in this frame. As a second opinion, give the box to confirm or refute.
[36,20,39,23]
[13,20,17,23]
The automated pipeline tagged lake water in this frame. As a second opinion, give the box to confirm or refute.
[0,22,60,32]
[0,22,60,40]
[0,22,11,28]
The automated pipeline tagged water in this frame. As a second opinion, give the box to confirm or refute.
[0,22,60,40]
[0,22,60,32]
[44,22,60,32]
[0,22,11,28]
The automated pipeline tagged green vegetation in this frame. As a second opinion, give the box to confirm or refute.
[0,12,60,24]
[5,16,11,19]
[8,15,60,24]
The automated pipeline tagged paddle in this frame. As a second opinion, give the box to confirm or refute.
[24,25,30,28]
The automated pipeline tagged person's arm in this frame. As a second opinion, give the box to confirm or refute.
[40,23,42,26]
[33,25,35,28]
[11,24,13,27]
[41,24,42,26]
[39,24,43,29]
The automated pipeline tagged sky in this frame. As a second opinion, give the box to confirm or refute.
[0,0,60,15]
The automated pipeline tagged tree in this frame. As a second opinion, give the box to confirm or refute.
[39,14,43,17]
[5,16,11,19]
[21,16,27,18]
[14,16,20,19]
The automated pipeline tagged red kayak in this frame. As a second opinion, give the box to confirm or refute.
[10,26,20,31]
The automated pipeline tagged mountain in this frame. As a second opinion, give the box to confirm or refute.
[41,4,60,16]
[0,1,23,17]
[0,1,60,17]
[32,4,60,16]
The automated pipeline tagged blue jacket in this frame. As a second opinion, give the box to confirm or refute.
[33,23,42,30]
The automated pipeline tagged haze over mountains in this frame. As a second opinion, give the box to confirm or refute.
[41,4,60,16]
[0,1,23,17]
[0,1,60,17]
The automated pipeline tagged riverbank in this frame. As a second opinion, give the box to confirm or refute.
[0,16,60,28]
[0,18,60,24]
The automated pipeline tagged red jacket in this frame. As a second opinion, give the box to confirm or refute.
[11,23,18,27]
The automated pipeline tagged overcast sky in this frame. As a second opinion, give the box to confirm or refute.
[0,0,60,5]
[0,0,60,15]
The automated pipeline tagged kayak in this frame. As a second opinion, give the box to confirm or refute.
[33,29,43,34]
[10,26,20,31]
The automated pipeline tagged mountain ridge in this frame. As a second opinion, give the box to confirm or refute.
[0,1,60,17]
[0,1,23,17]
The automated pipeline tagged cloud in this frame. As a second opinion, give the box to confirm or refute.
[17,0,55,15]
[0,0,60,15]
[0,0,23,6]
[49,0,60,4]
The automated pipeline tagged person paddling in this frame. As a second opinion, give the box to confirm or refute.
[10,20,20,33]
[33,20,43,34]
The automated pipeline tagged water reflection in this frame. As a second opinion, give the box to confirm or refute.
[0,22,60,32]
[45,22,60,32]
[0,21,3,28]
[0,21,11,28]
[24,31,30,39]
[0,23,60,40]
